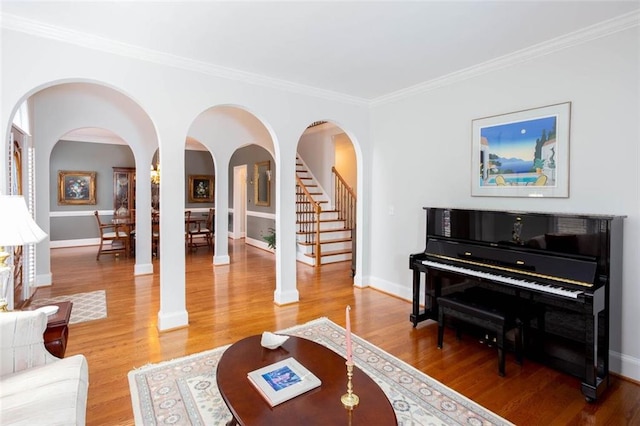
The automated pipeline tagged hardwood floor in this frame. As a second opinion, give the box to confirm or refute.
[37,240,638,425]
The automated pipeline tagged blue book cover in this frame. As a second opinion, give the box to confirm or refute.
[247,357,321,406]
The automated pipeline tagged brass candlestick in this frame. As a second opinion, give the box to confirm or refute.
[341,361,359,409]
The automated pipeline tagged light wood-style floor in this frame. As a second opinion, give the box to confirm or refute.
[37,240,638,425]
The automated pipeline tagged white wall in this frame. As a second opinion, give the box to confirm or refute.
[369,27,639,380]
[334,133,357,195]
[297,125,337,197]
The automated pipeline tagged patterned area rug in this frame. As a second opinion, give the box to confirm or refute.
[129,318,513,425]
[31,290,107,324]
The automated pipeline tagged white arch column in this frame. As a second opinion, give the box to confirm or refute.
[157,130,188,331]
[213,154,230,265]
[273,138,298,305]
[133,150,154,275]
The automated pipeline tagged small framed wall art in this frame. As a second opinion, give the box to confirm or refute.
[58,170,97,205]
[188,174,214,203]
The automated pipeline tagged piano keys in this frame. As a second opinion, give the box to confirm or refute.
[409,207,624,402]
[420,259,585,299]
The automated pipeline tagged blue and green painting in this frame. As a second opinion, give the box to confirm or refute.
[481,115,556,185]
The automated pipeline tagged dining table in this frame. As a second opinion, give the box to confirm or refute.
[112,216,136,255]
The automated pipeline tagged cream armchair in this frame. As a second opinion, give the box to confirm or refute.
[0,310,89,425]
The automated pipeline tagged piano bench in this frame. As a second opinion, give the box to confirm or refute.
[437,290,523,377]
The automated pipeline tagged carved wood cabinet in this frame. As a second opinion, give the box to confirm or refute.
[113,167,136,218]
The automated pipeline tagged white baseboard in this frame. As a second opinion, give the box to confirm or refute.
[610,350,640,382]
[135,263,153,275]
[50,238,99,248]
[229,231,246,239]
[245,237,274,253]
[368,275,412,302]
[214,255,230,265]
[157,309,189,331]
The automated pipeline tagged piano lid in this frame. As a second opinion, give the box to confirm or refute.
[425,208,620,257]
[423,208,624,288]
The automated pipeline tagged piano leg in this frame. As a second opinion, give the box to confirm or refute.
[410,268,422,327]
[410,267,438,327]
[581,287,609,402]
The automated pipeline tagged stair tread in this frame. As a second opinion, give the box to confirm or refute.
[296,219,351,231]
[298,237,352,246]
[303,248,352,257]
[297,229,350,235]
[296,211,340,218]
[296,216,342,224]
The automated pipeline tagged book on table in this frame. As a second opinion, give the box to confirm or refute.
[247,357,322,407]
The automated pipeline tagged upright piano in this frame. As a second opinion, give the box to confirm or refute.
[409,207,624,401]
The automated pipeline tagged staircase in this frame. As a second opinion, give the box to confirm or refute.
[295,156,354,266]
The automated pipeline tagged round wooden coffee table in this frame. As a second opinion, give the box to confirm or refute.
[217,335,397,425]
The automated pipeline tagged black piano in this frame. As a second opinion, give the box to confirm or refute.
[409,207,624,402]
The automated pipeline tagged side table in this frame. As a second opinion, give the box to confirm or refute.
[26,301,73,358]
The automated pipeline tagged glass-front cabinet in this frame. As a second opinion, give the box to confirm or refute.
[113,167,135,218]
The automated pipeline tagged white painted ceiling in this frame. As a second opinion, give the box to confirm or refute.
[2,1,639,102]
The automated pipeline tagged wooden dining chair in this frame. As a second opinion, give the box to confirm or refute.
[93,211,129,260]
[188,209,214,251]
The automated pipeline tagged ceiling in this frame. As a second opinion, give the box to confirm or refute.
[2,1,639,103]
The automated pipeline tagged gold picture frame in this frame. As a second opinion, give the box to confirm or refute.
[254,161,271,207]
[58,170,97,205]
[188,175,214,203]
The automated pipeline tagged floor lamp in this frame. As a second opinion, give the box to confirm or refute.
[0,195,47,311]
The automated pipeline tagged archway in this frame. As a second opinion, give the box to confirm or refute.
[187,105,276,268]
[5,81,159,307]
[295,121,358,274]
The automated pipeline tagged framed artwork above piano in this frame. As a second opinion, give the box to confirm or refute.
[471,102,571,198]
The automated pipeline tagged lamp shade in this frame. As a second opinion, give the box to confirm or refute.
[0,195,47,245]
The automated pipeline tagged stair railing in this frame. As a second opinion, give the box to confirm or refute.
[295,175,322,266]
[332,167,356,231]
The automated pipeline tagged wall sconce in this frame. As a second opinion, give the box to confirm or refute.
[266,170,272,182]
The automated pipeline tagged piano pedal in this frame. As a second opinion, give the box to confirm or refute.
[480,334,498,347]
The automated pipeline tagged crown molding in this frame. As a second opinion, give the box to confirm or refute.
[0,13,368,107]
[370,10,640,107]
[2,10,637,109]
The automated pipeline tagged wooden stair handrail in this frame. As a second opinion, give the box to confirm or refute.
[332,167,356,199]
[295,175,322,266]
[332,167,356,231]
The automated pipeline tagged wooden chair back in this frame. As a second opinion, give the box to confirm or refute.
[93,211,129,260]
